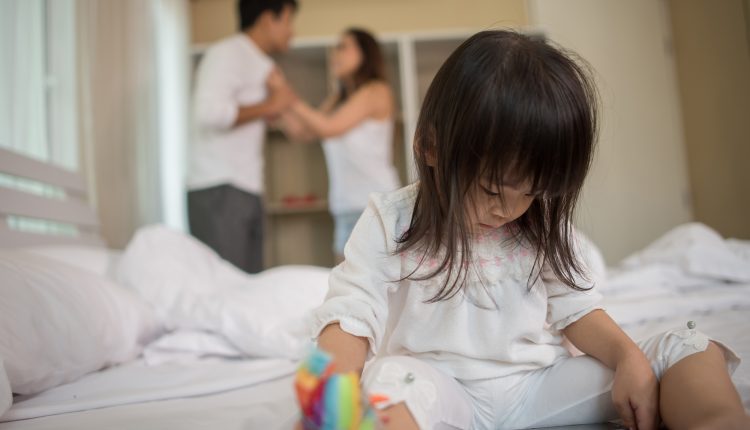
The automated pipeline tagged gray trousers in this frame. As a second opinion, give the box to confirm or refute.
[187,184,264,273]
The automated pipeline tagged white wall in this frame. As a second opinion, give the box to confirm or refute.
[528,0,693,264]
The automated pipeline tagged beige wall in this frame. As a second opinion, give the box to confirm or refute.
[668,0,750,240]
[529,0,694,263]
[190,0,527,43]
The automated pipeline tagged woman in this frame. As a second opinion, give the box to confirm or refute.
[282,28,400,262]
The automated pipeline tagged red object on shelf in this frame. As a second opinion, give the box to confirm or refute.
[280,194,320,207]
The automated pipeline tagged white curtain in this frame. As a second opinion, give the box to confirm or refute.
[155,0,191,234]
[76,0,190,247]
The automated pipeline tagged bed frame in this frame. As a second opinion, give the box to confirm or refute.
[0,147,103,247]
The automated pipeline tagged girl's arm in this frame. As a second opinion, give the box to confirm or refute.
[563,309,659,430]
[291,82,391,138]
[317,323,369,375]
[563,309,640,368]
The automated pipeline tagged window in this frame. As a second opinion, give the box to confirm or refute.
[0,0,78,170]
[0,0,79,236]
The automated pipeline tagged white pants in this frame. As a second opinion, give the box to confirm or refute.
[361,328,740,429]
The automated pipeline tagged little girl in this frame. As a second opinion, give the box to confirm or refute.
[311,30,747,429]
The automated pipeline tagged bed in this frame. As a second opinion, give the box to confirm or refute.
[1,147,748,430]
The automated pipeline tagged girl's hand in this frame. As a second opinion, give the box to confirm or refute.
[612,350,660,430]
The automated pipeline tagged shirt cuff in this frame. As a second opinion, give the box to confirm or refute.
[311,314,379,358]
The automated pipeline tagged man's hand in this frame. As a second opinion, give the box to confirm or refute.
[265,68,297,118]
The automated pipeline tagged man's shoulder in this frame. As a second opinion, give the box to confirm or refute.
[204,34,246,57]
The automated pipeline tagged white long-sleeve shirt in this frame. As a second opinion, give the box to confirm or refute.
[312,183,603,381]
[188,34,273,195]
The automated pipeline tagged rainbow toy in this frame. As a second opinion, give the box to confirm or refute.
[295,348,380,430]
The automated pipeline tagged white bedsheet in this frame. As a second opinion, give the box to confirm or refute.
[1,357,296,425]
[0,372,299,430]
[115,226,329,360]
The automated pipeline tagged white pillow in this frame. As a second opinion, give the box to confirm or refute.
[726,238,750,264]
[620,223,750,283]
[22,245,121,278]
[0,251,161,395]
[116,225,329,359]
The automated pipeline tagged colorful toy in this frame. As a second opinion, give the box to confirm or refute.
[295,348,380,430]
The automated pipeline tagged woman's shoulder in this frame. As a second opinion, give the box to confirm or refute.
[354,80,392,100]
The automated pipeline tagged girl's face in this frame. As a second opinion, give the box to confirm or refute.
[331,34,362,79]
[468,178,536,231]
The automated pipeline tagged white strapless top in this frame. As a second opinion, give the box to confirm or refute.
[322,118,401,214]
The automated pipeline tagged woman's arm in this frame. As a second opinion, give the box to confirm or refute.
[318,91,340,114]
[271,110,318,143]
[317,323,369,375]
[564,310,659,430]
[233,90,294,127]
[291,82,391,138]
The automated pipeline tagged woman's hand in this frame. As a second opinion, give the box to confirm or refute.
[612,350,660,430]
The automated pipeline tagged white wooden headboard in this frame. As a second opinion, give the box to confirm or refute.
[0,147,103,248]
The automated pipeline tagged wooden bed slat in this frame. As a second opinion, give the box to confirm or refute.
[0,187,99,228]
[0,147,87,194]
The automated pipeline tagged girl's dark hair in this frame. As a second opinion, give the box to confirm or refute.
[336,28,387,104]
[397,30,598,302]
[238,0,297,31]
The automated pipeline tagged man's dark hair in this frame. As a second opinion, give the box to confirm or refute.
[238,0,297,31]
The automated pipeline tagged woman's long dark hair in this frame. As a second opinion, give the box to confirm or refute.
[396,30,599,303]
[336,28,387,104]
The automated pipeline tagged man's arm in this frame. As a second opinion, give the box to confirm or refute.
[233,68,296,127]
[233,87,293,127]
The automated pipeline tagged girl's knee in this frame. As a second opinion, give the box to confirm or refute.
[640,327,740,378]
[362,356,473,429]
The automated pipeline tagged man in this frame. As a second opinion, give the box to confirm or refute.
[188,0,297,273]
